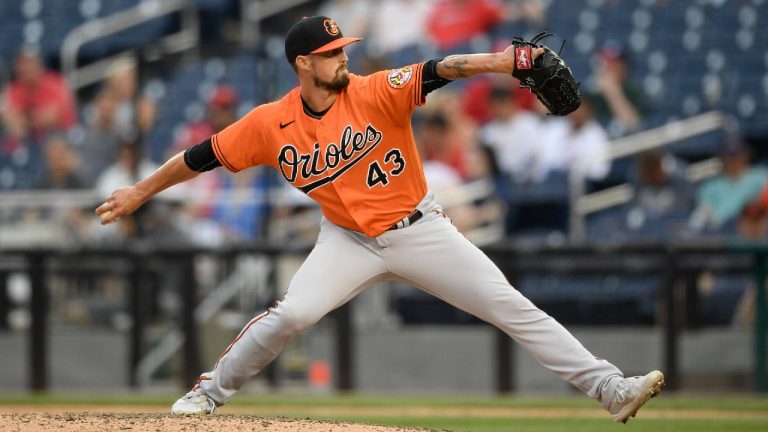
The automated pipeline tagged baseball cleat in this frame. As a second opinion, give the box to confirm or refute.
[608,370,664,423]
[171,389,217,415]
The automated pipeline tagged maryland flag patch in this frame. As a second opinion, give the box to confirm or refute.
[387,66,413,89]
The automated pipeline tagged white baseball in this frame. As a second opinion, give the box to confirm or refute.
[99,210,112,224]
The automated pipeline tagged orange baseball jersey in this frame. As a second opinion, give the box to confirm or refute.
[211,62,429,237]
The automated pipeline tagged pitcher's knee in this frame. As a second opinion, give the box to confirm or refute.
[276,305,322,335]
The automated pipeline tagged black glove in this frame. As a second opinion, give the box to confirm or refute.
[511,32,581,116]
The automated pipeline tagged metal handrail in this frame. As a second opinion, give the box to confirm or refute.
[574,158,724,216]
[60,0,198,90]
[239,0,316,47]
[136,256,271,387]
[570,111,731,239]
[609,111,730,159]
[0,179,503,248]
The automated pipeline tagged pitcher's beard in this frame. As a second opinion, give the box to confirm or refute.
[314,70,350,91]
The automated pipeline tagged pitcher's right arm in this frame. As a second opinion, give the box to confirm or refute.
[95,138,220,225]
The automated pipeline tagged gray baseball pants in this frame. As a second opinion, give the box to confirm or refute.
[198,192,623,408]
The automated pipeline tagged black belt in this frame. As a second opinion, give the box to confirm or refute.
[389,209,423,230]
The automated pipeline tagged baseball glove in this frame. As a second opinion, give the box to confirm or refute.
[511,32,581,116]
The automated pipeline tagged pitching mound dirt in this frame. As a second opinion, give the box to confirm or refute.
[0,413,429,432]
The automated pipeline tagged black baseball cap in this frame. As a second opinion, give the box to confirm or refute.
[284,16,362,64]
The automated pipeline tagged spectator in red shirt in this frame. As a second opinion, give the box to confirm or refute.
[169,85,239,156]
[459,38,539,125]
[426,0,504,51]
[418,111,469,180]
[167,85,240,223]
[1,47,77,153]
[461,72,535,125]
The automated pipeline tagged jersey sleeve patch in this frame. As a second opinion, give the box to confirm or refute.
[387,66,414,89]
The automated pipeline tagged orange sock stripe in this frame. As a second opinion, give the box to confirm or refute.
[211,309,270,370]
[193,375,212,391]
[196,296,286,390]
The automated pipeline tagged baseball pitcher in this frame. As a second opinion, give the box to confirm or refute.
[95,16,663,423]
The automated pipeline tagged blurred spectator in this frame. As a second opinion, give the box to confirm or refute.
[366,0,434,57]
[267,182,322,243]
[537,96,611,181]
[80,90,125,183]
[98,59,156,138]
[466,143,504,187]
[461,73,536,125]
[461,143,506,228]
[737,179,768,239]
[628,149,695,218]
[169,85,267,245]
[619,149,695,237]
[34,135,86,190]
[414,88,478,181]
[212,169,274,243]
[1,46,77,153]
[738,201,768,239]
[504,0,547,29]
[460,40,537,125]
[690,140,768,233]
[418,112,461,177]
[32,134,93,244]
[478,80,541,183]
[170,85,239,224]
[80,59,156,183]
[95,139,159,200]
[426,0,504,51]
[588,42,646,137]
[423,158,463,191]
[417,111,471,180]
[95,138,188,241]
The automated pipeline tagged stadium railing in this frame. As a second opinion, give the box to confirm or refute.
[2,237,766,393]
[60,0,200,91]
[570,111,733,240]
[239,0,316,48]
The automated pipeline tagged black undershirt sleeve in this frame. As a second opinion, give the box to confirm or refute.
[421,58,453,96]
[183,138,222,172]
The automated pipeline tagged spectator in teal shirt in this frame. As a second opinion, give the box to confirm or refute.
[690,140,768,233]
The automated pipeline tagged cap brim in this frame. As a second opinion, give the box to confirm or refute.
[310,37,362,54]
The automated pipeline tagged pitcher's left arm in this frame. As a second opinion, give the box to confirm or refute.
[436,46,544,80]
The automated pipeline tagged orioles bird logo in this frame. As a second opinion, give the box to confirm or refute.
[324,19,340,36]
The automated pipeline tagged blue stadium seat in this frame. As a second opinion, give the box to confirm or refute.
[227,54,261,102]
[99,0,139,17]
[595,2,634,43]
[547,0,586,40]
[667,130,724,158]
[585,205,630,242]
[506,171,570,205]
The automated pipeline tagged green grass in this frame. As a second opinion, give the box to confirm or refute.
[326,416,768,432]
[1,393,767,432]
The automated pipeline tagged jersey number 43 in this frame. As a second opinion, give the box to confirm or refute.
[366,149,405,188]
